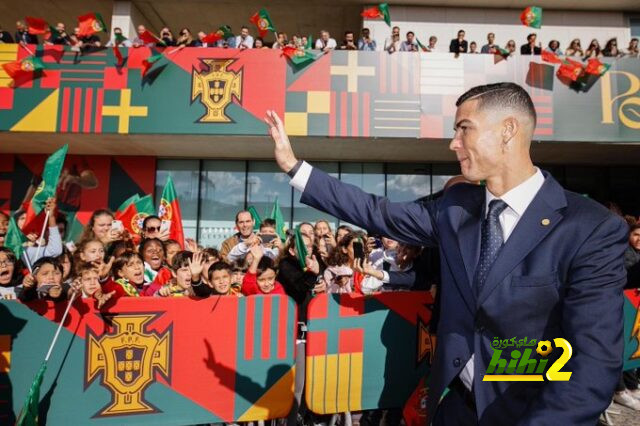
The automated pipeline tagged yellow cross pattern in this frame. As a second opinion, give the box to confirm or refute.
[330,51,375,93]
[102,89,148,134]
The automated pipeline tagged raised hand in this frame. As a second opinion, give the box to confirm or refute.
[305,254,320,275]
[264,110,298,173]
[188,251,204,281]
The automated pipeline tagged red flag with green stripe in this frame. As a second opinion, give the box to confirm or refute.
[361,3,391,27]
[26,17,48,35]
[22,145,68,235]
[520,6,542,29]
[77,12,108,37]
[116,194,154,243]
[159,176,184,248]
[249,8,276,38]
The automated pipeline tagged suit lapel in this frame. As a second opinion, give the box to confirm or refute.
[477,173,567,306]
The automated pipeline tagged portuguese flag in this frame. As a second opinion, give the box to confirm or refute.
[268,196,287,241]
[557,58,584,81]
[248,206,262,231]
[77,12,108,37]
[4,216,27,261]
[115,194,154,241]
[218,25,234,40]
[2,56,44,83]
[138,29,163,45]
[541,50,562,64]
[361,3,391,27]
[159,176,184,248]
[585,58,611,76]
[203,31,223,45]
[282,46,318,66]
[250,8,276,38]
[22,144,68,236]
[64,212,85,243]
[520,6,542,29]
[26,17,48,35]
[142,52,163,77]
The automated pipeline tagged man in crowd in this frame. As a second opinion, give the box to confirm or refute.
[272,32,286,49]
[426,35,438,52]
[400,31,418,51]
[384,25,401,52]
[219,210,256,260]
[481,32,498,54]
[315,30,336,51]
[0,24,14,43]
[132,25,154,47]
[265,81,628,425]
[521,33,542,55]
[234,26,254,49]
[449,29,468,54]
[469,41,478,53]
[15,21,38,44]
[340,31,357,50]
[357,28,376,51]
[48,23,71,45]
[106,27,132,47]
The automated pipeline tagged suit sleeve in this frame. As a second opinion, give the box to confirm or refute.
[517,214,629,426]
[299,167,439,247]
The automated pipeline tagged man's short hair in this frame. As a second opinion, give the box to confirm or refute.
[345,31,354,36]
[407,31,414,37]
[458,30,465,35]
[455,83,537,125]
[261,218,276,229]
[488,32,495,37]
[235,210,251,223]
[527,33,536,41]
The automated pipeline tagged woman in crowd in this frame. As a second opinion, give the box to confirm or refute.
[565,38,584,56]
[545,40,562,55]
[505,40,517,56]
[583,39,603,59]
[324,232,361,294]
[603,38,623,57]
[0,247,23,299]
[625,38,639,57]
[159,27,175,46]
[79,209,122,247]
[176,28,197,47]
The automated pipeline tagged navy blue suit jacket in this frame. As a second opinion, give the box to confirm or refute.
[299,167,628,425]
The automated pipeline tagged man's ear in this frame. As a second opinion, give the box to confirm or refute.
[502,117,518,145]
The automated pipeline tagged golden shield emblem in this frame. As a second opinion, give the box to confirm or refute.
[191,58,242,123]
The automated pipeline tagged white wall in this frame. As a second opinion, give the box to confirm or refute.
[364,6,632,53]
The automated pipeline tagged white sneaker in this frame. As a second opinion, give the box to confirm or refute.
[613,390,640,411]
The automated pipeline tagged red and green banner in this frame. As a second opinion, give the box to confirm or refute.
[361,3,391,27]
[22,144,68,235]
[159,176,184,247]
[0,296,297,424]
[520,6,542,29]
[249,9,276,39]
[25,17,48,35]
[305,292,434,417]
[77,12,108,37]
[623,289,640,371]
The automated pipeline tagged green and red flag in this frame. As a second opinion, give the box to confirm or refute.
[268,196,287,241]
[541,50,562,64]
[138,29,162,45]
[115,33,127,45]
[64,212,85,243]
[202,31,223,45]
[305,34,313,50]
[282,46,318,66]
[4,216,27,261]
[2,56,44,83]
[113,46,124,67]
[26,16,48,35]
[115,194,154,241]
[115,194,141,216]
[361,3,391,27]
[22,144,68,235]
[416,38,428,52]
[142,52,163,77]
[159,176,185,248]
[557,60,584,82]
[247,206,262,231]
[520,6,542,29]
[250,8,276,38]
[218,25,234,40]
[15,362,46,426]
[585,58,611,76]
[77,12,108,37]
[45,25,61,42]
[293,224,308,270]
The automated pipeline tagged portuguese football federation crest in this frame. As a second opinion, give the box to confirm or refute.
[85,314,171,416]
[191,59,243,123]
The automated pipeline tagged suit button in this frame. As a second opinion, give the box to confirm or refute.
[453,358,461,367]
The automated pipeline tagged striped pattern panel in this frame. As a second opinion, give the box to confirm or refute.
[241,295,291,361]
[0,44,18,88]
[58,87,104,133]
[420,53,465,95]
[372,96,421,138]
[329,91,371,137]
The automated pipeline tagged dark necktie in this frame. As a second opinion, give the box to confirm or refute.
[474,199,509,293]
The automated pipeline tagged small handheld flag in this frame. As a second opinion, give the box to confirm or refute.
[361,3,391,27]
[2,56,44,83]
[248,206,262,231]
[282,46,319,66]
[294,225,309,271]
[26,17,48,35]
[585,58,611,76]
[520,6,542,29]
[159,176,185,248]
[142,52,163,77]
[250,9,276,38]
[77,12,108,37]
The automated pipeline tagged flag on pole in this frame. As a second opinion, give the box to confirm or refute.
[520,6,542,29]
[282,46,319,66]
[142,52,163,77]
[77,12,108,37]
[585,58,611,76]
[202,31,223,45]
[361,3,391,27]
[116,194,141,216]
[247,206,262,231]
[5,216,27,260]
[26,17,48,35]
[159,176,185,248]
[416,38,429,52]
[293,224,308,271]
[305,35,313,50]
[2,56,44,83]
[116,194,154,241]
[250,8,276,38]
[268,196,287,241]
[15,362,46,426]
[138,29,163,45]
[22,145,68,235]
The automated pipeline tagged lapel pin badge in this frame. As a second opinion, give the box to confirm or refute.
[541,218,550,226]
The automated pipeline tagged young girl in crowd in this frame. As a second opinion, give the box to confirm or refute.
[157,250,203,297]
[0,247,23,299]
[19,256,67,302]
[75,238,113,282]
[102,251,146,299]
[0,211,9,248]
[139,237,172,291]
[164,239,182,266]
[242,245,286,296]
[324,232,360,294]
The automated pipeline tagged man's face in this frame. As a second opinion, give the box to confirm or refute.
[57,23,65,32]
[630,229,640,251]
[363,30,370,38]
[450,99,504,182]
[236,212,254,238]
[241,28,249,37]
[458,31,465,40]
[392,27,399,37]
[529,35,537,44]
[488,33,495,43]
[346,33,354,43]
[407,33,414,43]
[144,218,162,238]
[321,32,329,41]
[138,25,146,35]
[16,21,25,31]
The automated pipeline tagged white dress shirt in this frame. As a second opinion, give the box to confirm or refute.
[459,167,545,390]
[315,38,337,50]
[235,35,254,49]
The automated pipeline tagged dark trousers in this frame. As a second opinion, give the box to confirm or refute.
[432,379,478,426]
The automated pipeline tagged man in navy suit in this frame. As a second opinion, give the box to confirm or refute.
[264,82,628,425]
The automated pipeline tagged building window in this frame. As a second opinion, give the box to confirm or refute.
[247,161,294,230]
[385,163,431,201]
